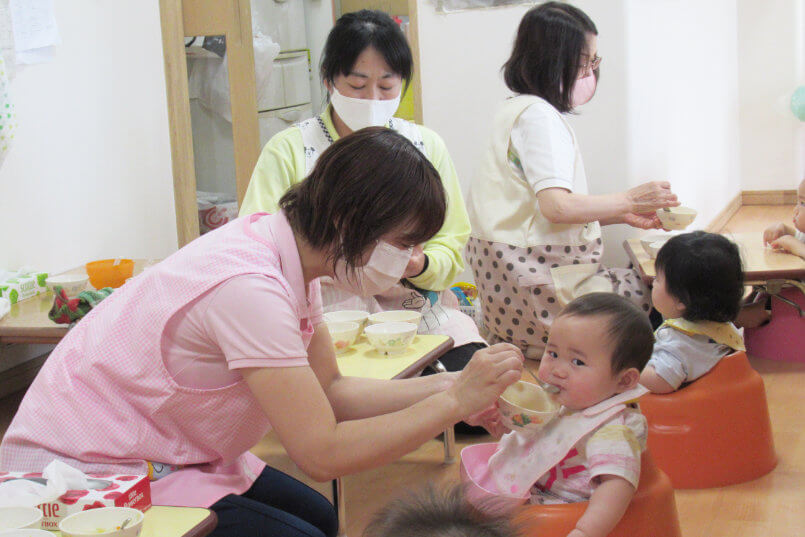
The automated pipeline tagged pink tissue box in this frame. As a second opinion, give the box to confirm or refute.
[0,471,151,530]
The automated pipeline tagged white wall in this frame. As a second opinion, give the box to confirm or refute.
[736,0,804,190]
[0,0,177,273]
[416,0,745,268]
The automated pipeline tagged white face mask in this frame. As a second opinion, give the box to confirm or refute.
[329,87,401,131]
[332,241,413,297]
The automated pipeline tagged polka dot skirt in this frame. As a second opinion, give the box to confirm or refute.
[465,237,651,356]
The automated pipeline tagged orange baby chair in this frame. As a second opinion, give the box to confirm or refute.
[640,351,777,489]
[512,451,681,537]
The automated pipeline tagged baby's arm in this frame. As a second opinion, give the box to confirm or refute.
[763,222,796,244]
[567,475,635,537]
[639,366,675,394]
[769,234,805,260]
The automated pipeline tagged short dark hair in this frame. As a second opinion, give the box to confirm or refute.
[279,127,446,272]
[362,484,517,537]
[320,10,413,90]
[558,293,654,373]
[503,2,598,113]
[654,231,744,322]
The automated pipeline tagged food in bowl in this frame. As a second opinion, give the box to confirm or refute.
[367,310,422,326]
[0,506,43,530]
[498,381,560,431]
[45,274,89,296]
[326,321,360,353]
[364,321,418,354]
[58,507,144,537]
[323,310,370,331]
[656,207,697,230]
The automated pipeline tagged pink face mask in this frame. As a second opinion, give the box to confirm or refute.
[571,73,597,107]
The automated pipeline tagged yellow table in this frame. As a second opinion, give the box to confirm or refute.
[624,232,805,284]
[52,506,217,537]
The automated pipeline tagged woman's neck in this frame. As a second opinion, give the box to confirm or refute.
[329,106,353,139]
[293,233,331,284]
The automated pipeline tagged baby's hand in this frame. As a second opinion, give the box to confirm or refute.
[763,223,790,245]
[770,234,800,254]
[465,404,508,438]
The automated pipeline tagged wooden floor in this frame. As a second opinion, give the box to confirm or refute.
[0,204,801,536]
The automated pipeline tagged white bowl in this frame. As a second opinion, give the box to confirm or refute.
[363,321,418,354]
[326,321,360,354]
[59,507,144,537]
[657,206,697,230]
[367,310,422,326]
[45,274,89,296]
[639,234,669,253]
[498,381,560,432]
[0,530,53,536]
[323,310,370,331]
[0,506,43,530]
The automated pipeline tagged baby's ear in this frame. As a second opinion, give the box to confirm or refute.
[615,367,640,393]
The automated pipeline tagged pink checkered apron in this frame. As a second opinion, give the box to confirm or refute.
[0,213,316,507]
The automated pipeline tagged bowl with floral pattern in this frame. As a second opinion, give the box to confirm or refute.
[364,321,418,354]
[498,381,560,431]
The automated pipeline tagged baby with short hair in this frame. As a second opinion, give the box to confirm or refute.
[467,293,655,537]
[640,231,745,393]
[362,484,517,537]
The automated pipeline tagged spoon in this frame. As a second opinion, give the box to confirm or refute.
[119,517,132,530]
[524,366,559,393]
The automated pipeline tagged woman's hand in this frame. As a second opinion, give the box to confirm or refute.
[625,181,679,214]
[763,223,792,245]
[447,343,523,417]
[621,212,663,230]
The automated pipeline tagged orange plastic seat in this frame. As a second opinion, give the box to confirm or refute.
[640,351,777,489]
[512,451,681,537]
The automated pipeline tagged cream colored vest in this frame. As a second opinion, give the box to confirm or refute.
[466,95,601,248]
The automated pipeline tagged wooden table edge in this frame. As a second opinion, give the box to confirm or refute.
[393,336,454,379]
[184,509,218,537]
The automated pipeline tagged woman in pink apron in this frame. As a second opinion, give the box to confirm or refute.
[465,2,679,359]
[240,11,487,393]
[0,129,524,537]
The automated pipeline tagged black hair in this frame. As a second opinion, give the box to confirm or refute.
[320,10,413,91]
[280,127,446,272]
[503,1,598,113]
[654,231,744,322]
[362,484,517,537]
[558,293,654,373]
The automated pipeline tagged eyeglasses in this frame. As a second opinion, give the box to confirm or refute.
[580,55,602,72]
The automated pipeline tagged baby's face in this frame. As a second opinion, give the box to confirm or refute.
[537,314,625,411]
[794,180,805,233]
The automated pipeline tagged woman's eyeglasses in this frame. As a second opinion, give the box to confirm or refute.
[580,55,602,73]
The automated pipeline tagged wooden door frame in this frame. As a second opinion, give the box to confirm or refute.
[159,0,261,247]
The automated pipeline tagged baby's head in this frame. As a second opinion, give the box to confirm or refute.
[362,484,516,537]
[537,293,654,411]
[653,231,743,322]
[794,178,805,233]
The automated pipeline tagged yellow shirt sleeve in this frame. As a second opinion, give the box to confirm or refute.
[239,127,306,216]
[407,125,471,291]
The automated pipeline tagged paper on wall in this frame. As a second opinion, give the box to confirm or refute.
[9,0,60,64]
[0,53,15,166]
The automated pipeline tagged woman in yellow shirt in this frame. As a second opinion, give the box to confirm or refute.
[240,10,485,389]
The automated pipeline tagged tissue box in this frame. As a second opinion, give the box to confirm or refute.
[0,272,48,304]
[0,472,151,530]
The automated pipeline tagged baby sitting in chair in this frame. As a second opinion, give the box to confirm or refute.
[763,178,805,260]
[464,293,654,537]
[640,232,745,393]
